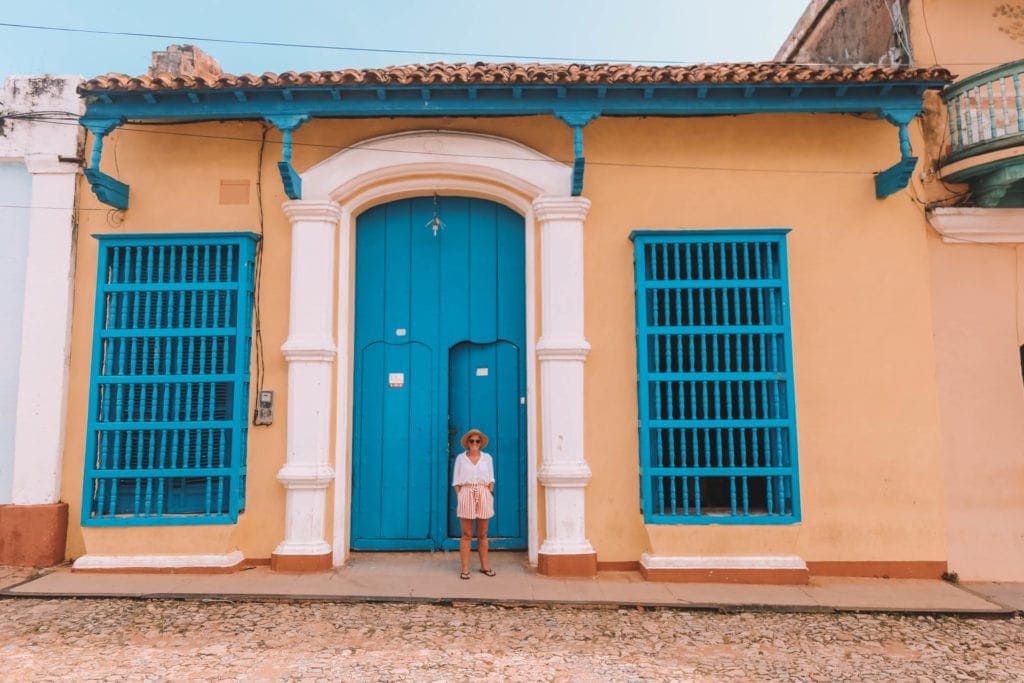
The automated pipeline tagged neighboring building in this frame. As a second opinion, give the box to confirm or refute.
[779,0,1024,583]
[0,75,83,566]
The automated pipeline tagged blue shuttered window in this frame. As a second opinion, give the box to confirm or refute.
[631,230,800,524]
[83,233,259,526]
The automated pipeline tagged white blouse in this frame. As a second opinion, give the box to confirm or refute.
[452,452,495,486]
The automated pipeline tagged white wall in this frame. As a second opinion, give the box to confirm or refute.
[0,74,83,506]
[0,162,32,503]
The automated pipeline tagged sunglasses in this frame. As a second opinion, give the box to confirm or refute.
[468,438,482,443]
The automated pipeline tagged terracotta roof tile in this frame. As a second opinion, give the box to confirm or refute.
[79,62,953,93]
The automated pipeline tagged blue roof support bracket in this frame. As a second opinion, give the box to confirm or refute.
[82,117,129,210]
[874,110,919,199]
[554,111,600,196]
[266,114,309,200]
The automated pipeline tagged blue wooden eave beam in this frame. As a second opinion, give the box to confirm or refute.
[82,82,938,121]
[79,80,944,205]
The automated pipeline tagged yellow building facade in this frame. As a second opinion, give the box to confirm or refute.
[42,38,990,583]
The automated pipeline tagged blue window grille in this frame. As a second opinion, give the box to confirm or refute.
[83,232,259,526]
[630,230,800,524]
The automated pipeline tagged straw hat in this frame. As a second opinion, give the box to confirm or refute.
[460,429,489,449]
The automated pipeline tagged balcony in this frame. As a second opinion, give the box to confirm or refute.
[940,59,1024,207]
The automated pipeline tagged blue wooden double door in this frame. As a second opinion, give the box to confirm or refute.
[351,197,527,550]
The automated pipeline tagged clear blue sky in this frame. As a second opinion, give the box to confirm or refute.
[0,0,810,80]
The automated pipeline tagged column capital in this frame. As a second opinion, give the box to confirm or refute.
[281,335,337,362]
[532,195,591,222]
[277,463,336,489]
[538,461,593,487]
[536,337,590,361]
[283,199,344,224]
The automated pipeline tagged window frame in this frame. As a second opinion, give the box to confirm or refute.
[82,232,259,526]
[630,229,801,525]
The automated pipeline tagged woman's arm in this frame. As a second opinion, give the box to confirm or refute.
[452,453,464,493]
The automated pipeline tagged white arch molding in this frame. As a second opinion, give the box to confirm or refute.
[275,130,598,576]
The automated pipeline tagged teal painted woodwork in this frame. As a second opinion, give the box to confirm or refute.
[630,230,800,524]
[351,197,526,550]
[79,78,947,208]
[875,115,918,199]
[81,118,130,210]
[266,114,309,199]
[82,233,259,526]
[82,82,940,123]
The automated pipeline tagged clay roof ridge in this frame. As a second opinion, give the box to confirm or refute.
[78,62,954,93]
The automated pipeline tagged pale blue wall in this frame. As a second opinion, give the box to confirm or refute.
[0,162,32,503]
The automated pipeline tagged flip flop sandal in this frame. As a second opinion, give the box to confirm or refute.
[460,571,471,580]
[479,569,496,577]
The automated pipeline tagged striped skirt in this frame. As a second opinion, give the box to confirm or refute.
[456,484,495,520]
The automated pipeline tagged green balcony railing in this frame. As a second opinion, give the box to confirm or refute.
[944,59,1024,164]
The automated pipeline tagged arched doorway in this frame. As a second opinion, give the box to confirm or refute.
[274,130,594,571]
[349,196,527,550]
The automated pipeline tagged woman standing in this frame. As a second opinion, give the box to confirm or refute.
[452,428,496,579]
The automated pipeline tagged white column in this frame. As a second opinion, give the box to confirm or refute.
[10,154,80,505]
[533,195,596,561]
[274,200,341,563]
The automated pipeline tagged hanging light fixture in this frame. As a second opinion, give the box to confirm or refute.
[426,193,446,237]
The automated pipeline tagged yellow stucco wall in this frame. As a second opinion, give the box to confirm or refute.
[926,236,1024,580]
[909,0,1024,78]
[906,0,1024,580]
[65,111,950,566]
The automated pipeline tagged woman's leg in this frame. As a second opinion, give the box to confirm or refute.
[459,517,474,573]
[476,518,490,571]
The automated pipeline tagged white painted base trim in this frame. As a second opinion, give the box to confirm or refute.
[639,554,808,571]
[927,207,1024,243]
[272,540,333,556]
[73,550,244,570]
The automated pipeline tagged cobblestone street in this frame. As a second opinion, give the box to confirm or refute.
[1,596,1022,681]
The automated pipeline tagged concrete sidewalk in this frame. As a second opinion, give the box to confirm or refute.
[2,552,1023,616]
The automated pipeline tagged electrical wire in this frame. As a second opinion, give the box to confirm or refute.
[251,123,269,424]
[0,21,775,66]
[918,0,941,66]
[3,93,1021,211]
[0,20,1007,68]
[0,114,897,177]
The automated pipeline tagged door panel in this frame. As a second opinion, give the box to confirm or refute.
[351,341,434,549]
[447,341,525,547]
[351,196,525,550]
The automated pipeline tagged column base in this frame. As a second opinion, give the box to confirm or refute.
[537,551,597,578]
[0,503,68,567]
[271,551,333,573]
